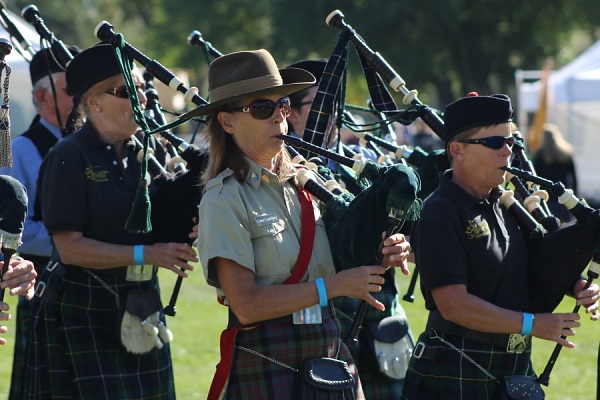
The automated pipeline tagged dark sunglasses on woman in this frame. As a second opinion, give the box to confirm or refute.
[457,136,514,149]
[105,83,146,99]
[225,97,291,120]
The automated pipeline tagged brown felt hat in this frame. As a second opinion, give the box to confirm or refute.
[180,49,315,119]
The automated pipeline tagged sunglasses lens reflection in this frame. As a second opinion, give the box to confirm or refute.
[249,98,291,120]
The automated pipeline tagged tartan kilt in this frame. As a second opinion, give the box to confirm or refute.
[21,264,175,400]
[9,296,32,399]
[224,315,365,400]
[401,329,535,400]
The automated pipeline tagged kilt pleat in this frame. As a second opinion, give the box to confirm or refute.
[21,265,175,400]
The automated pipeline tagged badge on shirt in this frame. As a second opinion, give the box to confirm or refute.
[249,172,259,182]
[255,213,278,227]
[465,216,491,239]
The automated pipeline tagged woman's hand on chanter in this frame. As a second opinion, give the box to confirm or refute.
[379,232,411,276]
[145,242,198,277]
[531,312,581,348]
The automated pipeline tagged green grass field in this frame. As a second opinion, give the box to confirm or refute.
[0,263,598,399]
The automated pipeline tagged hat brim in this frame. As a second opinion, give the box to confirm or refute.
[179,67,315,119]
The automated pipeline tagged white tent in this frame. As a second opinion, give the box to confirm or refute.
[516,39,600,201]
[1,8,40,136]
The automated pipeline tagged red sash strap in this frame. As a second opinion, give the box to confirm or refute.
[208,187,315,400]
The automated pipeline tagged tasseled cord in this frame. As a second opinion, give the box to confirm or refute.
[0,60,12,168]
[109,35,153,233]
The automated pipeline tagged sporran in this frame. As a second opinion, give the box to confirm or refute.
[115,288,173,354]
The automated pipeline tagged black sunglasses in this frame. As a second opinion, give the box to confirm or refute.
[457,136,515,149]
[225,97,291,120]
[105,83,146,99]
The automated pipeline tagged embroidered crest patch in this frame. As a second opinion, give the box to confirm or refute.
[465,216,490,239]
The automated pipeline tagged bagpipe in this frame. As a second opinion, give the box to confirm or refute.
[319,9,599,380]
[185,26,426,344]
[12,5,210,316]
[92,20,212,315]
[95,21,207,109]
[500,164,600,386]
[22,5,72,67]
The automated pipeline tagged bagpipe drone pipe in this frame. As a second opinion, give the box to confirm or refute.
[90,20,213,234]
[0,1,35,60]
[22,5,73,67]
[314,9,453,304]
[321,9,600,321]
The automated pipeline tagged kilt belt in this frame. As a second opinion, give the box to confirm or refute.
[426,309,530,354]
[227,301,336,328]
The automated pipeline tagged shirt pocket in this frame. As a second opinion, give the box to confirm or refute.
[250,218,294,280]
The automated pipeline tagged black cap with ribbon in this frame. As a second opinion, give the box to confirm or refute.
[442,92,513,142]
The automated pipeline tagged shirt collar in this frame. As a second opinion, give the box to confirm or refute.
[438,170,500,207]
[39,117,62,140]
[244,156,296,190]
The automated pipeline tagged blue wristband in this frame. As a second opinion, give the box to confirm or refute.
[133,245,144,265]
[315,278,328,308]
[520,312,534,336]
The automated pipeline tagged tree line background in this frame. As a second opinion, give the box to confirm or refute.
[6,0,600,122]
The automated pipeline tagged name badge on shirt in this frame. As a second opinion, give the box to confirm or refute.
[255,213,278,227]
[293,304,323,325]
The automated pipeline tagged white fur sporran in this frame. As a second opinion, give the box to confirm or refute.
[116,289,173,354]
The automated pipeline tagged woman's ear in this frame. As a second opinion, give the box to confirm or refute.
[86,94,101,110]
[218,111,234,134]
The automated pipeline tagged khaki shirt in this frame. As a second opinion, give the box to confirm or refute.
[197,159,336,304]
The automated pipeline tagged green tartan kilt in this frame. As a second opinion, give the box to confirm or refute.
[225,315,365,400]
[21,264,175,400]
[401,329,536,400]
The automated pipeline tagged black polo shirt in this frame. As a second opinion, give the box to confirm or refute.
[39,121,154,247]
[411,170,529,312]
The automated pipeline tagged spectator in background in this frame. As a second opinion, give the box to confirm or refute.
[532,123,577,224]
[410,117,443,152]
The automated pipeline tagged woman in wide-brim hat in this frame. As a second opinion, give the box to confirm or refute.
[191,48,412,399]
